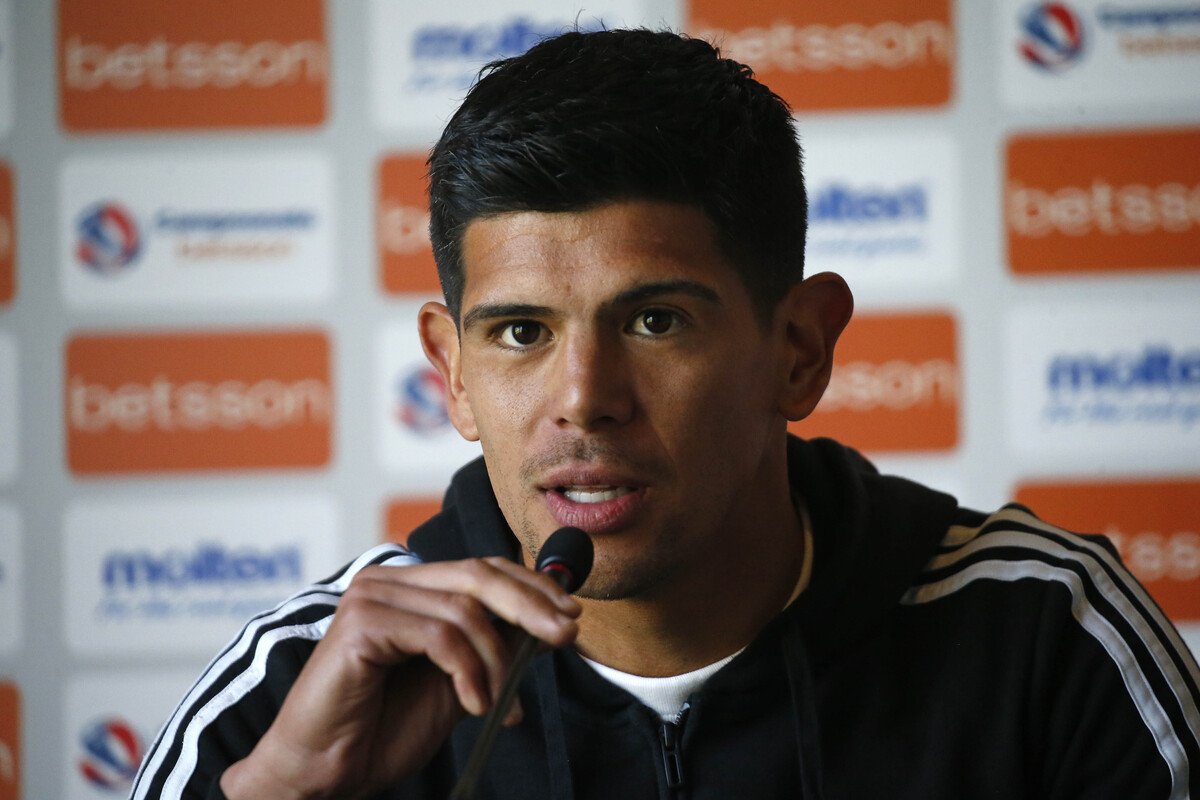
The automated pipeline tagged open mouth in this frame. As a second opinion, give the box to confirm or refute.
[558,486,635,504]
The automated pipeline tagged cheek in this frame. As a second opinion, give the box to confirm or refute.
[656,352,776,461]
[464,368,541,460]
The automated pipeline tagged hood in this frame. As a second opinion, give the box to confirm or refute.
[787,436,960,664]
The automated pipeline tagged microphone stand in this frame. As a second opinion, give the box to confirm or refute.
[447,527,591,800]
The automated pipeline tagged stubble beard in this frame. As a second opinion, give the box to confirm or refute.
[515,517,684,603]
[506,436,683,600]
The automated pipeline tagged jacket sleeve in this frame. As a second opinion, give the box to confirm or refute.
[127,544,421,800]
[1028,532,1200,799]
[902,506,1200,798]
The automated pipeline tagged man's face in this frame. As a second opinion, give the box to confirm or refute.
[424,201,802,601]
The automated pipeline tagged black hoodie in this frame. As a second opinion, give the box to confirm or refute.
[130,436,1200,800]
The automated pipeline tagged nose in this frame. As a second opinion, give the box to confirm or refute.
[549,329,635,431]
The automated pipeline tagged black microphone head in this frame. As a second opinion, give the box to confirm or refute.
[535,526,594,593]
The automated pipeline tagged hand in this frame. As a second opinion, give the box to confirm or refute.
[219,557,581,800]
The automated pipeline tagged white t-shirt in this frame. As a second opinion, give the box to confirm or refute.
[582,513,814,723]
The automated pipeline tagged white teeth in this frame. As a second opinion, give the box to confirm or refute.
[561,486,633,503]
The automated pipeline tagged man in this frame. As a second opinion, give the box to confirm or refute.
[131,29,1199,799]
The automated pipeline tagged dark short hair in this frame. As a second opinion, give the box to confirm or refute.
[427,28,807,323]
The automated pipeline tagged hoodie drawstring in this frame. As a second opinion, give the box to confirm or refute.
[533,654,576,800]
[781,622,825,800]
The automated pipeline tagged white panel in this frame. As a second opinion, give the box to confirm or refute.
[804,132,960,289]
[376,304,483,487]
[1000,1,1200,109]
[60,152,334,308]
[63,670,199,800]
[371,0,648,132]
[1006,302,1200,469]
[64,494,340,657]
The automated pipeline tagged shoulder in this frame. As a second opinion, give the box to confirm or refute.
[902,503,1200,793]
[129,543,421,800]
[901,502,1180,655]
[903,503,1126,606]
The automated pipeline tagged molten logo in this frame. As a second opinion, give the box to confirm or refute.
[689,0,954,111]
[790,311,959,451]
[378,154,440,294]
[104,543,301,591]
[1017,2,1086,71]
[75,201,141,274]
[811,184,928,224]
[77,718,143,792]
[0,162,12,306]
[58,0,327,130]
[1048,345,1200,392]
[65,330,332,473]
[413,17,574,61]
[1015,479,1200,620]
[1007,127,1200,274]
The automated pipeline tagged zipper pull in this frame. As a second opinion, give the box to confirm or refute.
[659,703,689,793]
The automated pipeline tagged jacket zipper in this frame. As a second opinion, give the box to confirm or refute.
[659,703,689,795]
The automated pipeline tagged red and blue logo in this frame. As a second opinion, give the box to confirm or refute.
[396,365,450,435]
[1018,2,1086,71]
[77,717,144,792]
[76,201,142,274]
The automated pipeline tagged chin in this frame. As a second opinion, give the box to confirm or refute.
[574,556,664,602]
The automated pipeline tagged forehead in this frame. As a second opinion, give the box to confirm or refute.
[459,201,741,304]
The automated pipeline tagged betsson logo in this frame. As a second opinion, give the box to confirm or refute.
[378,154,440,294]
[0,681,17,798]
[1008,179,1200,237]
[820,358,958,412]
[0,738,12,789]
[688,0,954,110]
[693,18,952,73]
[58,0,327,130]
[68,375,330,432]
[789,312,959,452]
[378,203,430,256]
[65,330,332,474]
[0,162,12,306]
[1006,128,1200,274]
[1015,479,1200,620]
[384,497,444,546]
[63,36,327,91]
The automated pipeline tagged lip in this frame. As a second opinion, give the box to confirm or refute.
[539,466,648,534]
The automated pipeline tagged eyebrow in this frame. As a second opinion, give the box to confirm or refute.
[611,279,723,308]
[462,302,553,332]
[461,279,723,332]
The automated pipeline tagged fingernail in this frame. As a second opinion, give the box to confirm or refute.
[555,594,581,614]
[504,698,524,726]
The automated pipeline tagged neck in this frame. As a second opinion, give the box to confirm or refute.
[573,474,806,678]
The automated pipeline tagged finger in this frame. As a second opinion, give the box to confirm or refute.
[329,595,497,717]
[387,559,581,645]
[347,575,517,706]
[481,556,583,615]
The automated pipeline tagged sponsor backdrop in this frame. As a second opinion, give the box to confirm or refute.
[0,0,1196,796]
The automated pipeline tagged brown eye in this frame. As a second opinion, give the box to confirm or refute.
[498,321,544,347]
[632,310,677,335]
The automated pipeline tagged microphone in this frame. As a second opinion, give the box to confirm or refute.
[448,527,593,800]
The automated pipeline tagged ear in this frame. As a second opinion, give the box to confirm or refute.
[418,301,480,442]
[776,272,854,422]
